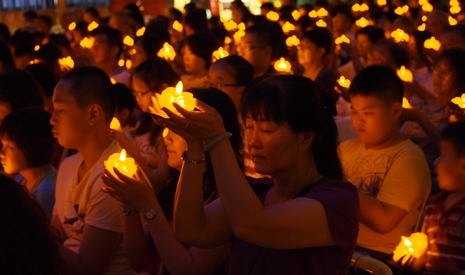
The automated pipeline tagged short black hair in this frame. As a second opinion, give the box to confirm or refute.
[133,57,180,90]
[9,30,35,50]
[184,9,208,33]
[85,7,100,19]
[34,43,62,65]
[135,33,167,59]
[374,38,410,68]
[0,69,45,111]
[0,108,55,168]
[23,10,38,21]
[301,27,332,57]
[74,21,89,37]
[349,65,403,105]
[114,83,136,114]
[182,31,219,69]
[169,8,183,21]
[216,55,254,86]
[48,34,72,52]
[91,26,123,60]
[24,63,57,99]
[124,3,145,28]
[356,26,385,44]
[184,3,197,13]
[61,66,116,123]
[441,121,465,158]
[36,15,53,30]
[0,43,15,71]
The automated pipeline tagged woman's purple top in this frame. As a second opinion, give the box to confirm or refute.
[229,177,359,275]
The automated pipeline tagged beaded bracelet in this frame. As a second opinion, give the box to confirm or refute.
[181,150,206,164]
[121,205,138,215]
[203,132,233,151]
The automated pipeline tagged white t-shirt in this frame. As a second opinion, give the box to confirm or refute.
[53,141,133,274]
[339,139,431,254]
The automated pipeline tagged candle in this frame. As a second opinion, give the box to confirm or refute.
[424,37,441,51]
[80,37,95,49]
[317,8,329,17]
[450,0,460,6]
[397,66,414,83]
[309,10,317,18]
[274,58,292,74]
[422,2,433,12]
[417,23,426,31]
[266,11,279,21]
[377,0,386,6]
[449,16,458,25]
[123,36,134,47]
[34,45,40,51]
[59,56,75,70]
[451,6,461,14]
[68,22,76,31]
[402,97,414,109]
[352,3,369,12]
[104,149,137,178]
[392,232,428,264]
[282,22,296,34]
[87,21,99,31]
[419,0,428,5]
[337,76,351,88]
[110,117,121,130]
[394,5,409,15]
[286,35,300,47]
[157,42,176,61]
[212,47,229,62]
[172,21,183,32]
[126,59,132,70]
[224,20,238,32]
[451,94,465,109]
[238,22,246,31]
[118,59,125,67]
[274,1,282,8]
[151,81,196,119]
[292,10,301,21]
[224,36,232,45]
[316,19,327,28]
[335,35,351,45]
[136,26,146,36]
[422,15,427,21]
[234,30,245,44]
[356,17,369,28]
[391,29,410,42]
[110,78,117,84]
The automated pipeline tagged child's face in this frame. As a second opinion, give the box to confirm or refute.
[435,140,465,192]
[350,95,401,149]
[0,138,27,175]
[50,80,92,149]
[132,76,155,112]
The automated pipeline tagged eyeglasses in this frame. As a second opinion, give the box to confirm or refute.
[208,81,241,89]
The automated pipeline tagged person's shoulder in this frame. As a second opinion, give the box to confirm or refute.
[393,139,426,159]
[314,177,358,195]
[59,152,82,172]
[339,138,363,152]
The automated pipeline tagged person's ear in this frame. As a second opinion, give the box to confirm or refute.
[119,108,131,120]
[88,104,103,126]
[392,101,403,120]
[300,131,316,151]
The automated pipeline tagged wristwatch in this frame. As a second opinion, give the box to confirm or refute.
[143,206,163,220]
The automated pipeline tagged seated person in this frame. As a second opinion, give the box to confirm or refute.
[339,65,431,271]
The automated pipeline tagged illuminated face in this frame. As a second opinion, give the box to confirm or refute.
[91,34,112,65]
[130,43,148,71]
[163,129,187,170]
[0,137,27,175]
[435,140,465,192]
[297,39,323,66]
[50,80,91,149]
[182,45,207,75]
[132,76,156,112]
[245,117,306,175]
[208,62,243,109]
[238,33,269,74]
[356,34,374,57]
[432,60,456,97]
[407,36,420,62]
[350,95,400,149]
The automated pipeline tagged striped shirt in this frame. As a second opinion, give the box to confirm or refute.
[423,191,465,273]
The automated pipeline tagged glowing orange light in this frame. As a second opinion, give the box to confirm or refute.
[286,35,300,47]
[337,76,351,88]
[87,21,99,31]
[212,47,229,62]
[157,42,176,61]
[274,57,292,73]
[397,66,414,83]
[136,26,146,36]
[424,37,441,51]
[68,22,76,31]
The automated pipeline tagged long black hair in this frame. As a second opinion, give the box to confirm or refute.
[241,75,343,180]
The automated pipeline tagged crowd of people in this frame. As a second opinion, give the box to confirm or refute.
[0,0,464,274]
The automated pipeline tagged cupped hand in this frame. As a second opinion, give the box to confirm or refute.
[157,99,227,144]
[101,167,159,212]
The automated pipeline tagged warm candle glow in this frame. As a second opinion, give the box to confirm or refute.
[397,66,414,83]
[234,30,245,43]
[59,56,75,69]
[274,1,282,8]
[68,22,76,31]
[80,37,95,49]
[356,17,369,28]
[212,47,229,62]
[424,37,441,51]
[335,34,351,45]
[157,42,176,61]
[337,76,351,88]
[34,45,40,51]
[110,78,117,84]
[286,35,300,47]
[123,36,134,47]
[126,59,132,70]
[282,22,296,34]
[136,26,146,36]
[172,21,183,32]
[316,19,327,27]
[317,8,329,17]
[394,5,409,15]
[118,59,125,67]
[266,11,279,21]
[224,20,238,31]
[450,0,460,6]
[87,21,99,31]
[352,3,370,12]
[450,6,461,14]
[449,16,458,25]
[391,29,410,42]
[417,23,426,31]
[104,149,137,178]
[308,10,317,18]
[403,97,414,109]
[377,0,387,6]
[292,10,301,21]
[224,36,232,45]
[392,233,428,264]
[110,117,121,130]
[238,22,246,31]
[151,81,196,119]
[451,94,465,109]
[422,2,433,12]
[422,15,427,21]
[274,58,292,73]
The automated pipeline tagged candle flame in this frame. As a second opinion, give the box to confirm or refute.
[266,11,279,21]
[124,36,134,47]
[449,16,458,25]
[403,97,414,108]
[282,22,296,34]
[397,66,414,83]
[274,1,282,8]
[157,42,176,61]
[317,8,329,17]
[162,128,169,138]
[292,10,301,21]
[224,20,238,31]
[352,3,370,12]
[238,22,246,31]
[172,21,183,32]
[417,23,426,31]
[118,59,125,67]
[110,117,121,130]
[450,6,461,14]
[424,37,441,51]
[394,5,409,15]
[126,59,132,70]
[212,47,229,62]
[377,0,387,6]
[286,35,300,47]
[136,26,146,36]
[234,30,245,43]
[68,22,76,31]
[422,15,427,21]
[309,10,317,18]
[451,94,465,109]
[119,149,127,161]
[34,45,40,51]
[422,2,433,12]
[80,37,94,49]
[337,76,351,88]
[110,78,116,84]
[356,17,369,28]
[316,19,327,27]
[175,81,183,94]
[335,34,351,45]
[274,58,292,73]
[88,21,99,31]
[419,0,428,5]
[391,28,410,42]
[59,56,75,69]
